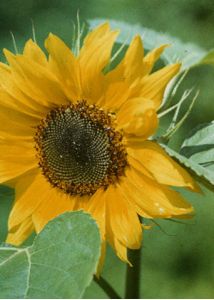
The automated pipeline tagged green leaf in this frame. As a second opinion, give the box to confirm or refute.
[180,121,214,178]
[0,211,101,299]
[180,122,214,157]
[89,19,213,70]
[160,143,214,192]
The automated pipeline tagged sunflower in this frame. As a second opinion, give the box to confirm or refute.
[0,23,199,266]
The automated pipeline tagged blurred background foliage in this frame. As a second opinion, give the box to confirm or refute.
[0,0,213,298]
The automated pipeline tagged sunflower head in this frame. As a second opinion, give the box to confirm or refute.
[0,22,199,266]
[34,100,128,195]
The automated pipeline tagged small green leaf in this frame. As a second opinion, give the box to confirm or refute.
[0,211,101,299]
[89,19,213,70]
[180,122,214,184]
[180,122,214,158]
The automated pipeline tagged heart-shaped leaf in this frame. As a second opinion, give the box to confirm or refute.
[0,211,101,299]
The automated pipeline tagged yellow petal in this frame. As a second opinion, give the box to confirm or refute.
[140,63,181,109]
[32,189,75,233]
[4,49,68,107]
[117,98,158,139]
[0,65,49,118]
[87,188,106,240]
[96,241,106,277]
[0,164,36,186]
[122,35,144,83]
[127,155,154,179]
[0,89,46,121]
[72,195,90,211]
[23,39,47,66]
[8,170,48,229]
[45,33,81,100]
[0,137,34,156]
[128,141,200,192]
[79,23,119,70]
[101,81,130,111]
[106,214,130,264]
[112,239,130,264]
[142,44,169,76]
[6,216,34,246]
[0,104,36,137]
[125,166,194,218]
[119,174,152,218]
[0,135,34,149]
[106,35,144,85]
[0,139,37,184]
[105,184,142,249]
[78,23,119,102]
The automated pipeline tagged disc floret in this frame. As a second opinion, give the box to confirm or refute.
[35,101,128,195]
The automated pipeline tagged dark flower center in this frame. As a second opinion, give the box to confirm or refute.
[35,101,128,195]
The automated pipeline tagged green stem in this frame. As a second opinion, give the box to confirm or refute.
[94,275,121,299]
[125,248,142,299]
